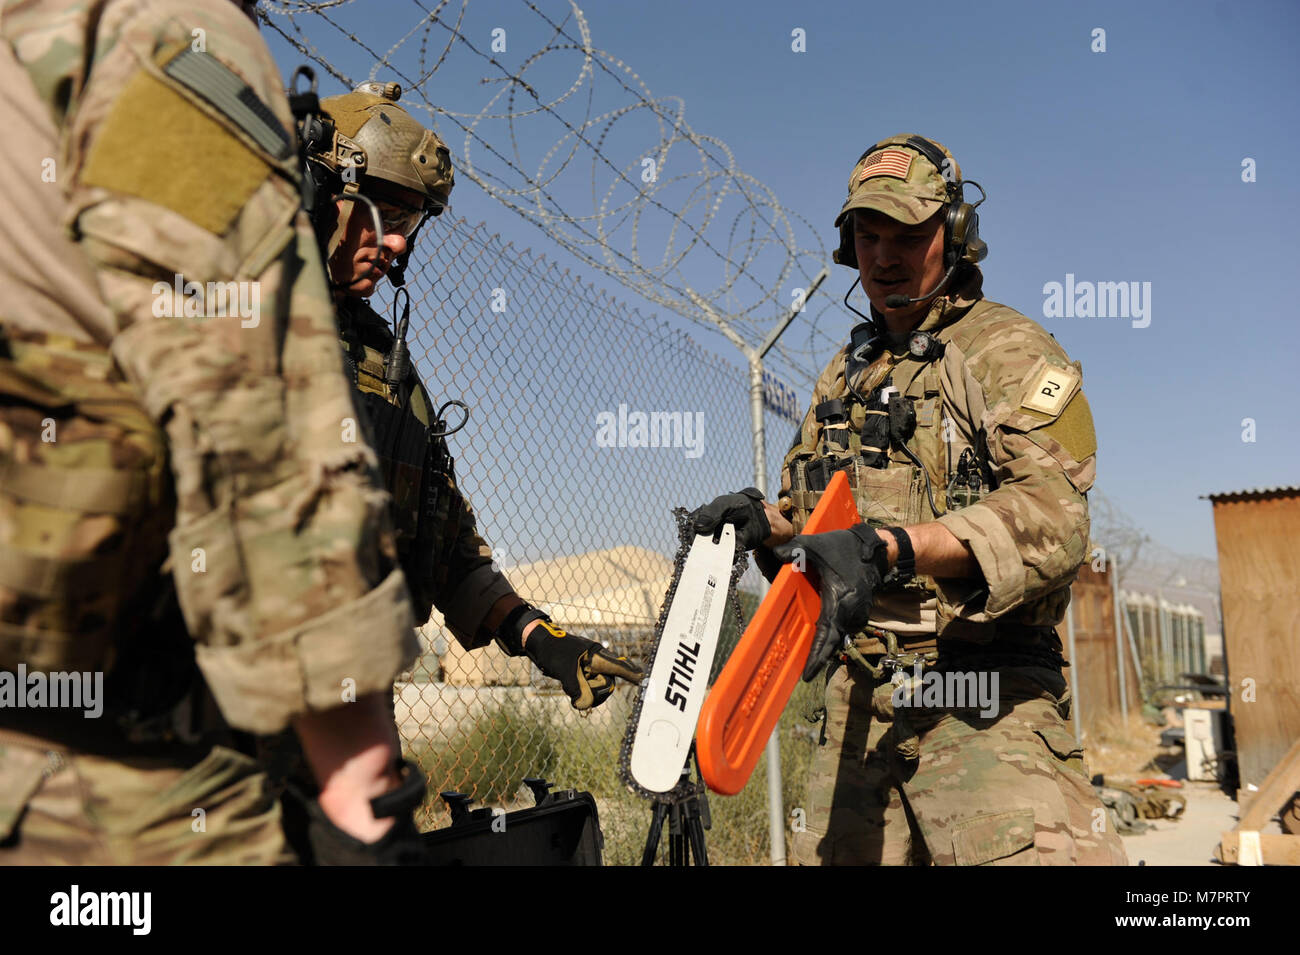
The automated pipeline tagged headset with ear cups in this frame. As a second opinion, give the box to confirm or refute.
[833,135,987,272]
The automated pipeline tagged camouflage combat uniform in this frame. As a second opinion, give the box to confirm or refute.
[0,0,416,864]
[248,88,524,799]
[784,137,1127,865]
[309,84,521,648]
[278,83,640,754]
[336,296,513,646]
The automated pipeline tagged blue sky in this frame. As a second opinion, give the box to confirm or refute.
[263,0,1300,560]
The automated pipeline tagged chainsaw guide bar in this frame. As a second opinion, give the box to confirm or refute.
[619,509,747,801]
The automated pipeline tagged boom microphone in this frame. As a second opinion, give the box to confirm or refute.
[884,261,958,309]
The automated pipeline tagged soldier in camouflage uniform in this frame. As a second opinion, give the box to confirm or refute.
[0,0,429,864]
[303,83,642,710]
[693,135,1127,865]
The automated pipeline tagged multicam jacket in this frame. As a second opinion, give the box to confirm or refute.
[0,0,417,734]
[779,269,1098,652]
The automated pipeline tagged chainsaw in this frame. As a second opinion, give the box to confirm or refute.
[619,509,747,799]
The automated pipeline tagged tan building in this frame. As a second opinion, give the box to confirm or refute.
[424,546,675,687]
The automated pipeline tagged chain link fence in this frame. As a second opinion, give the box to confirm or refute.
[259,0,840,861]
[378,214,823,864]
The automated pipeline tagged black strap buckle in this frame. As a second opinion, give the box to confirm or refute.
[883,525,916,584]
[814,398,847,424]
[498,601,550,656]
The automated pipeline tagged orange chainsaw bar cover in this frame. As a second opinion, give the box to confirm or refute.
[697,470,860,795]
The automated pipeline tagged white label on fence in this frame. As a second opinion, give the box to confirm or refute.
[762,371,801,423]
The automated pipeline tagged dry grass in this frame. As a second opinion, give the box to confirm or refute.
[1082,712,1166,782]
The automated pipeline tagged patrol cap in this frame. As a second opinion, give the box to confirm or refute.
[320,82,454,212]
[833,134,961,229]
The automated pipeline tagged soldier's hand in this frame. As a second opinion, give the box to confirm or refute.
[285,758,430,866]
[689,487,771,551]
[762,501,795,547]
[771,525,890,682]
[525,620,643,710]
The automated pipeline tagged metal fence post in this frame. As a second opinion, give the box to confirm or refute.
[1164,589,1175,686]
[1119,591,1146,700]
[1066,599,1082,748]
[709,269,828,866]
[751,269,828,866]
[745,349,786,866]
[1110,554,1128,723]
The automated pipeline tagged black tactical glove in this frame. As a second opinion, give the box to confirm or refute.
[752,545,783,583]
[689,487,771,551]
[525,618,644,710]
[771,524,891,682]
[283,758,430,866]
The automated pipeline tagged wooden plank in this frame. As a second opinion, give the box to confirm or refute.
[1283,793,1300,835]
[1219,832,1300,866]
[1237,736,1300,832]
[1262,834,1300,865]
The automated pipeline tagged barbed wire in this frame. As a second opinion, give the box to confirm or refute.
[261,0,849,385]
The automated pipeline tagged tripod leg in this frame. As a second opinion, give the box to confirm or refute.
[685,812,709,866]
[641,802,669,867]
[686,744,711,865]
[669,803,684,867]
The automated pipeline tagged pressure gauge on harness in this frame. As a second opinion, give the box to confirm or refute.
[907,331,945,362]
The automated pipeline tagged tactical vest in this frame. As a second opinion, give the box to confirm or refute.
[337,301,461,621]
[0,326,188,684]
[783,300,1007,599]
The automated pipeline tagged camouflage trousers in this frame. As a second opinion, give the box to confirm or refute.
[0,727,290,865]
[791,662,1129,866]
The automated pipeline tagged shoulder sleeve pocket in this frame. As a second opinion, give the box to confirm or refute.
[994,354,1097,493]
[78,44,293,238]
[81,73,269,236]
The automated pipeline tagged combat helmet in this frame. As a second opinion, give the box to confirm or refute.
[305,81,454,285]
[832,134,986,276]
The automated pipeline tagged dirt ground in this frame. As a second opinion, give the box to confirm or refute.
[1121,781,1245,866]
[1086,713,1284,866]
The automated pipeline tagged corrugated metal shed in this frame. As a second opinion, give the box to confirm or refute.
[1207,486,1300,787]
[1204,485,1300,502]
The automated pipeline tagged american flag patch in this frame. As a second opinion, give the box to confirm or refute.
[859,149,913,182]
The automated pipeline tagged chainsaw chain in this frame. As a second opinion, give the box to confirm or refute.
[618,507,749,803]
